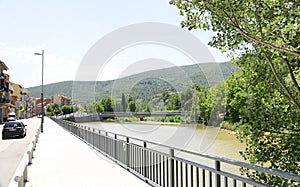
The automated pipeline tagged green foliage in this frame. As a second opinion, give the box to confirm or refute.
[209,81,226,126]
[95,102,104,113]
[100,97,113,112]
[171,0,300,185]
[167,92,181,111]
[46,104,53,116]
[128,95,136,112]
[53,104,61,115]
[85,102,96,113]
[60,105,73,115]
[121,93,127,112]
[220,121,240,131]
[198,87,212,125]
[164,116,181,123]
[85,97,114,113]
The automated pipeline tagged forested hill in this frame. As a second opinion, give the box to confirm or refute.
[28,62,238,103]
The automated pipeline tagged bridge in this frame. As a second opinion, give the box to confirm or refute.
[73,112,192,121]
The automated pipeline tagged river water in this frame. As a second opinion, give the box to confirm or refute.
[80,122,250,185]
[81,122,245,161]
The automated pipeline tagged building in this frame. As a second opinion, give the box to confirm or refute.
[20,88,30,118]
[52,94,71,106]
[36,98,52,115]
[0,61,11,122]
[10,82,23,119]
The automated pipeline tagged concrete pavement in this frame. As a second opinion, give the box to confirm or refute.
[10,117,149,187]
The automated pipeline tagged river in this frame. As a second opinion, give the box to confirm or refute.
[81,122,245,161]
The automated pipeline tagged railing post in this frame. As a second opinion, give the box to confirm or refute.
[92,128,95,147]
[215,160,221,187]
[23,165,28,182]
[27,151,33,164]
[143,142,147,178]
[114,134,117,159]
[169,148,175,187]
[126,137,130,170]
[105,132,108,155]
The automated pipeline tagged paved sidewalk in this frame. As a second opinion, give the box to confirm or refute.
[24,117,149,187]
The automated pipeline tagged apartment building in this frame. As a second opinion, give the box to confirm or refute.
[52,94,71,106]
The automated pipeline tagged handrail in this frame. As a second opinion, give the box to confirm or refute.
[53,118,300,186]
[64,119,300,181]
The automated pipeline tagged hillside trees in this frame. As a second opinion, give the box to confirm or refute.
[46,104,74,116]
[128,95,137,112]
[170,0,300,184]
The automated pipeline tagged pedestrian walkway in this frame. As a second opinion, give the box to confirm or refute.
[24,117,149,187]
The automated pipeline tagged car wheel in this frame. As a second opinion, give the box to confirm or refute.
[2,136,6,140]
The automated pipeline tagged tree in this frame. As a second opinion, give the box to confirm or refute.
[95,102,104,113]
[209,81,226,126]
[191,92,200,123]
[170,0,300,184]
[121,93,127,112]
[60,105,73,116]
[128,95,136,112]
[170,0,300,110]
[224,73,243,123]
[46,104,54,116]
[100,97,113,112]
[85,102,96,113]
[198,87,212,125]
[161,91,171,105]
[167,92,181,111]
[52,103,61,115]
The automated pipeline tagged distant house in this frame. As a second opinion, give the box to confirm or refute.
[36,97,52,115]
[52,94,71,106]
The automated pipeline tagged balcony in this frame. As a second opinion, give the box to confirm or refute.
[0,96,10,104]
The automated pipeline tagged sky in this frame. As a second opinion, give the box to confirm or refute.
[0,0,229,88]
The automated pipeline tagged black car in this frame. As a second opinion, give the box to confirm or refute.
[2,121,27,139]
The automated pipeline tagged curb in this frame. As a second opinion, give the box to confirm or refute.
[7,127,41,187]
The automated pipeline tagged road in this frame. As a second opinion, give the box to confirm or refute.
[0,117,40,187]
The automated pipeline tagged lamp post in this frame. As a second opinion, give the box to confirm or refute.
[34,50,44,133]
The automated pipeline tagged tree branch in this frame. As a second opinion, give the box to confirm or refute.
[262,52,300,110]
[205,1,300,57]
[283,57,300,93]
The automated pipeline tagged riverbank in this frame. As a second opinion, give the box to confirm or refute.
[63,115,238,134]
[75,117,238,135]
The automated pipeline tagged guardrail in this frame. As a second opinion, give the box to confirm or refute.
[52,118,300,187]
[8,127,41,187]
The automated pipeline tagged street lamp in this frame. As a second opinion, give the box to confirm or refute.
[34,50,44,133]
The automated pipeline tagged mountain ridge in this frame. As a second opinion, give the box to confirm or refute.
[28,62,238,104]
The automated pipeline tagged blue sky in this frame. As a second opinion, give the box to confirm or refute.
[0,0,228,88]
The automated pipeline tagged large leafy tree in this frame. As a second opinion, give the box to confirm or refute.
[100,97,113,112]
[170,0,300,185]
[170,0,300,109]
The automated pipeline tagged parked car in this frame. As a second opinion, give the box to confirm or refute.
[2,121,27,139]
[7,112,17,121]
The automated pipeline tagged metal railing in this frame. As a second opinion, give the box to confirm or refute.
[52,118,300,187]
